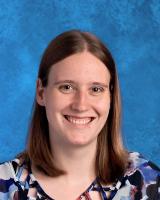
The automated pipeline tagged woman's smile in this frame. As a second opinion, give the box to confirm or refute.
[64,115,95,126]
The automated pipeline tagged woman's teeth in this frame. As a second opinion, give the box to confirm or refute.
[65,115,92,125]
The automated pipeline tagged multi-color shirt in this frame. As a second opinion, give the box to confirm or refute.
[0,152,160,199]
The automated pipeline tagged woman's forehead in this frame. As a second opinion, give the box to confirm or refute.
[48,52,111,83]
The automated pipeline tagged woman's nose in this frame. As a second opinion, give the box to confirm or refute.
[71,90,89,112]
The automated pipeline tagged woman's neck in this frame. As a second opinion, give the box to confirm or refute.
[31,141,98,199]
[51,141,97,181]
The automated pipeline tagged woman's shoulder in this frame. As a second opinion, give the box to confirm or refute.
[0,152,30,178]
[0,157,30,199]
[114,152,160,199]
[127,151,160,174]
[124,152,160,196]
[0,158,21,180]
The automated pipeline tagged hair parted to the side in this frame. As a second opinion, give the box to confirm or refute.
[20,30,128,184]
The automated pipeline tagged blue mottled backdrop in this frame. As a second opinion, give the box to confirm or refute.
[0,0,160,165]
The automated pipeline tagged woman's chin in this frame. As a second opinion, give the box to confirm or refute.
[66,136,97,148]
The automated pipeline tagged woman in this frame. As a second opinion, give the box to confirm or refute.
[0,30,160,200]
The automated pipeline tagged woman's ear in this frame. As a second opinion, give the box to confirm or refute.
[36,78,45,106]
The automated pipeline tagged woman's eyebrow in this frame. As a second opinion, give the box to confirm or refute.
[91,82,109,88]
[53,80,109,87]
[53,80,75,85]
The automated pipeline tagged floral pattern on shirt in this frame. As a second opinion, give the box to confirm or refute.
[0,152,160,200]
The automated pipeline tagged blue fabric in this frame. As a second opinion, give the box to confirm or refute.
[0,1,160,165]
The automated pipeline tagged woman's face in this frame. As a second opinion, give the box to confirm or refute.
[37,52,111,148]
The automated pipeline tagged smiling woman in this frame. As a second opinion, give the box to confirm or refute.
[0,30,160,200]
[37,52,111,149]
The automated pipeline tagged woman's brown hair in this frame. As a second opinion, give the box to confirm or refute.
[20,30,128,184]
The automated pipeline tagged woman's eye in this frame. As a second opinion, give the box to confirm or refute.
[59,84,74,93]
[91,86,104,94]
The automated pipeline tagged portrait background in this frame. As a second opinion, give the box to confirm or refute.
[0,0,160,164]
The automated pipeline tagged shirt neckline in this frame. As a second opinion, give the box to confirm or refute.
[14,159,124,200]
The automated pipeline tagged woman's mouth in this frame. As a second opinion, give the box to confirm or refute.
[64,115,95,125]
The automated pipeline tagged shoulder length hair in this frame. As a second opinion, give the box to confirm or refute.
[21,30,128,184]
